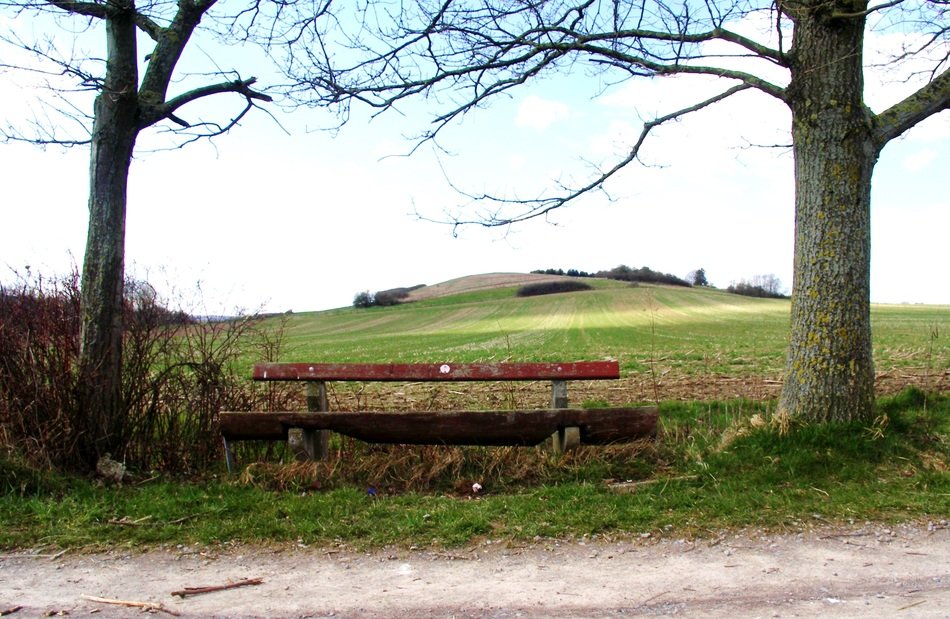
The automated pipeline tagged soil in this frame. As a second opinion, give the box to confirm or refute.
[405,273,580,301]
[3,523,949,618]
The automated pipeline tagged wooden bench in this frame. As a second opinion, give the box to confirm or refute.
[219,361,658,473]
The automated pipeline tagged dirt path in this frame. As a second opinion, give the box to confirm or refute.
[3,523,948,618]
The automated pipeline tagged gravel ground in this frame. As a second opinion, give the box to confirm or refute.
[2,523,949,618]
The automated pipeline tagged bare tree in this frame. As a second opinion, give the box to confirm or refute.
[753,274,783,297]
[1,0,329,468]
[288,0,948,423]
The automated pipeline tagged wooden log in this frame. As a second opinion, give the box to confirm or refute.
[219,407,657,446]
[252,361,620,382]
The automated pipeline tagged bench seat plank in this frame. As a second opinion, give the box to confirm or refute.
[253,361,620,382]
[220,407,657,447]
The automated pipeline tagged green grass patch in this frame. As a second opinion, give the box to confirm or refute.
[2,390,946,550]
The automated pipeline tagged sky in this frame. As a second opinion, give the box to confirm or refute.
[1,10,948,315]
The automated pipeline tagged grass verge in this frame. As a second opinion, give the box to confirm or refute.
[1,389,947,551]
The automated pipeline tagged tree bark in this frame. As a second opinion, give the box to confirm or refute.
[76,3,140,465]
[780,3,877,423]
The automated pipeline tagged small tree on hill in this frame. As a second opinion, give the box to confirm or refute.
[353,291,376,308]
[688,269,709,287]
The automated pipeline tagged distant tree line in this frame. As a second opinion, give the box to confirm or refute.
[353,285,425,308]
[727,275,788,299]
[532,265,691,287]
[531,268,595,278]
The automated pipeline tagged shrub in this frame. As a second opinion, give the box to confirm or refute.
[0,269,81,470]
[516,280,593,297]
[0,268,297,474]
[353,290,375,308]
[353,285,424,308]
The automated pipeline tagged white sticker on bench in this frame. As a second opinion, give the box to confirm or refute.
[440,364,451,374]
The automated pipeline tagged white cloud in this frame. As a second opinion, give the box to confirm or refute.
[515,95,570,130]
[902,148,938,172]
[508,153,526,170]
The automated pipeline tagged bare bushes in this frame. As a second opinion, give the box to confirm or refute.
[727,275,788,299]
[0,270,81,470]
[0,269,295,474]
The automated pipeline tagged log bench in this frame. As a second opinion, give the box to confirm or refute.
[219,361,658,473]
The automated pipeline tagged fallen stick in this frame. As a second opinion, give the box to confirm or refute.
[171,577,264,598]
[896,599,926,611]
[608,475,699,492]
[80,594,180,616]
[0,606,23,616]
[107,515,153,526]
[0,549,66,560]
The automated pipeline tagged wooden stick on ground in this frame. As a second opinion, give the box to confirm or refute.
[80,594,180,616]
[171,577,264,598]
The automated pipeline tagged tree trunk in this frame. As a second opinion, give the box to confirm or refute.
[780,5,878,423]
[76,6,139,466]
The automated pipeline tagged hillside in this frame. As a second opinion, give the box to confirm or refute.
[271,276,946,402]
[404,272,591,301]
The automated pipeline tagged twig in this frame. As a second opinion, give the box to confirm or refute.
[819,532,873,539]
[896,599,926,611]
[171,577,264,598]
[0,549,67,560]
[434,552,474,560]
[106,514,195,526]
[608,475,698,492]
[0,607,23,616]
[107,515,153,526]
[80,595,180,616]
[638,590,670,606]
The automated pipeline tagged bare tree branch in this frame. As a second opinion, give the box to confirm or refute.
[833,0,907,19]
[139,0,219,104]
[873,66,950,146]
[44,0,112,19]
[423,82,755,230]
[138,76,273,129]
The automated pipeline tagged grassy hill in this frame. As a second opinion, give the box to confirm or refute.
[267,275,947,392]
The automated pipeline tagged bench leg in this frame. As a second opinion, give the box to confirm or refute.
[223,437,237,474]
[549,379,579,454]
[551,426,581,454]
[304,381,330,460]
[288,428,329,462]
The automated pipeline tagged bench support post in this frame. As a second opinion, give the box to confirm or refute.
[304,380,330,461]
[550,379,580,454]
[223,437,236,474]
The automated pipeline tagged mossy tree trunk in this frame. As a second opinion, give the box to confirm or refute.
[13,0,274,470]
[779,1,877,423]
[76,5,140,465]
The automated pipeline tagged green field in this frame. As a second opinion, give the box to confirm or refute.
[268,280,947,380]
[2,278,948,550]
